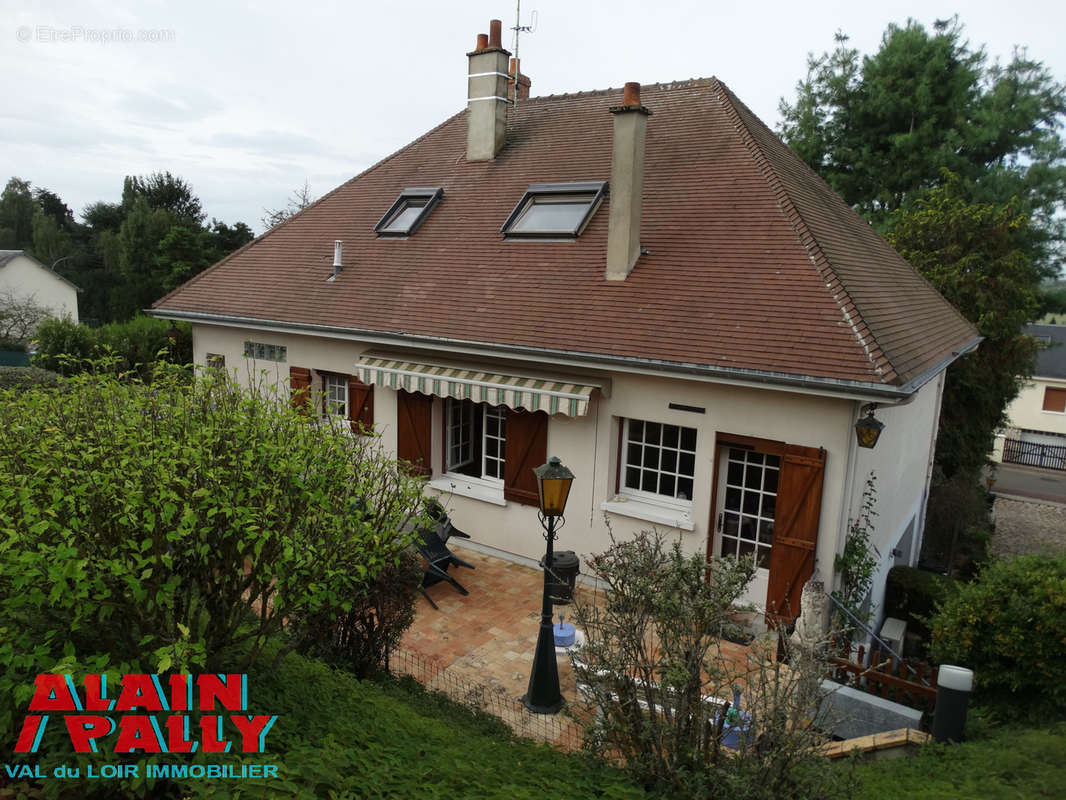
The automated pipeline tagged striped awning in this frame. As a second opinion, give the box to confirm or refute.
[356,357,599,417]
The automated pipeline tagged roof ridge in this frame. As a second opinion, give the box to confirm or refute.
[522,77,716,104]
[152,109,466,309]
[710,78,898,385]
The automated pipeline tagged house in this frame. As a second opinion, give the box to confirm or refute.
[994,324,1066,470]
[151,19,979,625]
[0,249,80,328]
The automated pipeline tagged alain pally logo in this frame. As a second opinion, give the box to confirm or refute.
[6,673,280,781]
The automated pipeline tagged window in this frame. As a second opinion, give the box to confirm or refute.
[1043,387,1066,413]
[445,398,506,483]
[621,419,697,503]
[243,341,286,362]
[720,448,779,567]
[205,353,225,370]
[501,182,607,238]
[374,187,443,236]
[322,373,348,418]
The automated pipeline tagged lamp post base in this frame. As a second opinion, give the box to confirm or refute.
[522,600,564,714]
[521,693,564,715]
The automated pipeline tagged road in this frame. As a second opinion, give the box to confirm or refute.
[988,463,1066,504]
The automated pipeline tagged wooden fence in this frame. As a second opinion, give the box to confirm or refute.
[826,644,938,715]
[1002,437,1066,471]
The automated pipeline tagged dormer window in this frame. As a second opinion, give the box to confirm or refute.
[374,187,443,237]
[501,181,607,238]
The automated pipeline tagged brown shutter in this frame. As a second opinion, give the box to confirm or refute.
[765,444,826,623]
[1043,387,1066,413]
[396,390,432,477]
[503,409,548,506]
[289,366,311,412]
[348,375,374,433]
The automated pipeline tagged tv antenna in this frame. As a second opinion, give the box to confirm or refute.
[511,2,538,104]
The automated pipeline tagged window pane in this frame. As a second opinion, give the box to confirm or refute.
[680,427,697,451]
[625,467,640,490]
[727,461,744,485]
[758,519,774,543]
[745,463,763,489]
[659,474,676,498]
[739,516,757,541]
[763,468,779,494]
[748,451,765,466]
[662,425,679,449]
[761,494,776,519]
[510,195,594,233]
[766,454,781,469]
[382,202,425,233]
[742,491,759,516]
[738,539,756,560]
[660,449,677,473]
[723,512,740,536]
[643,445,660,470]
[725,487,741,511]
[757,546,771,567]
[629,419,644,442]
[627,442,642,467]
[677,477,693,500]
[679,452,695,477]
[641,470,657,493]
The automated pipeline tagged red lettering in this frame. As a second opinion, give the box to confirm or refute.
[114,715,164,753]
[14,715,46,753]
[200,716,230,753]
[196,674,245,711]
[83,674,114,711]
[168,674,193,711]
[28,674,78,712]
[164,715,196,753]
[64,715,115,753]
[231,715,277,753]
[114,674,166,711]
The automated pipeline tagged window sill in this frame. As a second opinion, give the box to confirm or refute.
[600,496,695,531]
[429,475,507,507]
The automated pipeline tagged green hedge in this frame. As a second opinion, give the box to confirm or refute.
[32,316,192,379]
[0,365,62,391]
[884,565,959,647]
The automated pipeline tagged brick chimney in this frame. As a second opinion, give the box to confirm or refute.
[508,57,531,101]
[606,82,652,280]
[466,20,511,161]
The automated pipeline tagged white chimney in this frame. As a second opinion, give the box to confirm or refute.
[332,240,342,278]
[466,20,510,161]
[606,82,651,281]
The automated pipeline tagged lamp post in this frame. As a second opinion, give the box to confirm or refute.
[854,404,885,449]
[522,456,574,714]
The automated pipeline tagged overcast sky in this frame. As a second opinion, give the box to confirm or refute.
[3,0,1064,234]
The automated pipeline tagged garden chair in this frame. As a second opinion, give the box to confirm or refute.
[415,520,475,609]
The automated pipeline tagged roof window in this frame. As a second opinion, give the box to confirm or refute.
[501,181,607,238]
[374,187,443,237]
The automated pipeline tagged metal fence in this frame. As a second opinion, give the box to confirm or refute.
[1002,437,1066,470]
[388,646,584,751]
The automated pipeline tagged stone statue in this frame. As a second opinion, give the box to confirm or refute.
[790,571,829,650]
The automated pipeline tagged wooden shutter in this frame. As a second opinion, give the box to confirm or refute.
[765,444,826,623]
[503,409,548,506]
[1043,387,1066,413]
[348,375,374,434]
[396,390,432,477]
[289,366,311,412]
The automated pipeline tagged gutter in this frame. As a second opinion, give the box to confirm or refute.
[148,308,982,404]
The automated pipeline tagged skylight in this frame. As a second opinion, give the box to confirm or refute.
[374,187,443,237]
[502,182,607,238]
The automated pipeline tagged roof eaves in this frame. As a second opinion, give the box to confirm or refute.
[711,79,899,386]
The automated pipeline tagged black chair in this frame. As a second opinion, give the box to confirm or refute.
[424,499,471,541]
[415,520,475,609]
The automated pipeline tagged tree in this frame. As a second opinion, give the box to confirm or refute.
[888,176,1042,477]
[0,290,53,345]
[156,224,214,292]
[779,17,1066,270]
[121,171,205,226]
[0,177,35,249]
[261,179,315,230]
[113,197,176,317]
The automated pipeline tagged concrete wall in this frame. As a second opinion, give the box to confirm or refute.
[0,253,78,325]
[193,322,944,618]
[1002,377,1066,438]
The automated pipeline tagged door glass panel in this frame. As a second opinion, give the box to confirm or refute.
[719,447,779,569]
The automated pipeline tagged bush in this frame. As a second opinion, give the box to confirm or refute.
[921,472,992,577]
[0,366,428,756]
[929,554,1066,716]
[290,548,423,678]
[0,365,62,391]
[31,315,192,379]
[574,530,850,799]
[884,565,959,649]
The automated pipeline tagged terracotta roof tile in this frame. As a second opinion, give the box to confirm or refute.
[154,78,977,388]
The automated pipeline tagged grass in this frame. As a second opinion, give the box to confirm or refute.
[852,722,1066,799]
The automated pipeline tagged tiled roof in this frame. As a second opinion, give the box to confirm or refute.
[153,78,977,389]
[1027,324,1066,379]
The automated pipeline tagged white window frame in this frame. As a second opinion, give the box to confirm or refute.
[444,398,505,486]
[322,373,348,419]
[481,405,506,482]
[618,418,697,511]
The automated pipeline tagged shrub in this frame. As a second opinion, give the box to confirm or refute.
[928,554,1066,715]
[290,548,423,678]
[31,315,192,379]
[921,472,992,577]
[0,366,427,755]
[884,565,958,649]
[0,365,62,391]
[573,529,849,799]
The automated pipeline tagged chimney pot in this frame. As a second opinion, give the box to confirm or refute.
[476,33,488,50]
[622,82,642,107]
[488,19,502,48]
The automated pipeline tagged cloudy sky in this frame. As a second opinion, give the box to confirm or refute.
[3,0,1064,234]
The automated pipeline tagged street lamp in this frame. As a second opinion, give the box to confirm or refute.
[522,456,575,714]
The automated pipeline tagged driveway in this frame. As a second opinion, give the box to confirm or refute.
[988,463,1066,504]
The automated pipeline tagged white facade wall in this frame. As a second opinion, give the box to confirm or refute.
[1003,377,1066,437]
[0,254,78,326]
[193,323,943,619]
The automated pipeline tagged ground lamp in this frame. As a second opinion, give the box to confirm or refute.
[522,456,575,714]
[854,404,885,449]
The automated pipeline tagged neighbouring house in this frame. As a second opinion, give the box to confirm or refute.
[0,249,80,329]
[994,324,1066,470]
[152,19,979,627]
